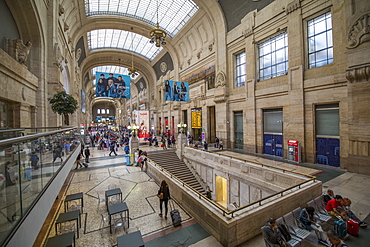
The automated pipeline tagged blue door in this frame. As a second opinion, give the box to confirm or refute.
[264,134,283,157]
[316,138,340,167]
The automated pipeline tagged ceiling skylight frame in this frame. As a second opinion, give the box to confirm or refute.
[84,0,199,37]
[87,29,162,61]
[91,65,139,81]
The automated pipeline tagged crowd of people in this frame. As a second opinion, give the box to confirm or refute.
[262,189,367,247]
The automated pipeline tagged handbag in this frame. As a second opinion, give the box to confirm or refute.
[157,192,164,199]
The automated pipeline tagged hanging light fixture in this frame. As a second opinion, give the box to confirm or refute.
[128,28,138,78]
[149,0,167,47]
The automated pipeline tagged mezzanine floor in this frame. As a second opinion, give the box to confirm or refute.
[39,145,370,247]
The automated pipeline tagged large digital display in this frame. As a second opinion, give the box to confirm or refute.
[96,72,130,99]
[191,108,202,129]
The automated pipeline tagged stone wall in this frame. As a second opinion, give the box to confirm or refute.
[0,49,38,128]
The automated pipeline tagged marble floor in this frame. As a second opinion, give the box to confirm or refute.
[43,145,370,247]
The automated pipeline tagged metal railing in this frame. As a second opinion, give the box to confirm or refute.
[147,149,317,218]
[0,127,79,246]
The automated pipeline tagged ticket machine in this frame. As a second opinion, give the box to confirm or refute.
[287,140,301,162]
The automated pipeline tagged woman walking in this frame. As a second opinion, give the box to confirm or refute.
[157,180,171,219]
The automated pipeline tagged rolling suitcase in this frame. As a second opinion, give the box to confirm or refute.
[170,200,181,227]
[347,219,360,236]
[334,220,347,239]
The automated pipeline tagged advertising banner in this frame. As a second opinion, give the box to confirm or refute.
[96,72,130,99]
[133,110,150,138]
[164,80,189,102]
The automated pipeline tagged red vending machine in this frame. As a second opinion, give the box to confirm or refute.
[287,140,301,162]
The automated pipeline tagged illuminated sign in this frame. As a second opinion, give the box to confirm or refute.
[191,108,202,129]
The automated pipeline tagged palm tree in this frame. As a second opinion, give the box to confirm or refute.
[48,91,78,125]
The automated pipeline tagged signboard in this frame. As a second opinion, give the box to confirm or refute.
[133,110,150,138]
[191,108,202,129]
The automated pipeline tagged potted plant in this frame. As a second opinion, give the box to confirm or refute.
[48,91,78,126]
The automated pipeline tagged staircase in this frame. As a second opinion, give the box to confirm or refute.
[148,151,206,195]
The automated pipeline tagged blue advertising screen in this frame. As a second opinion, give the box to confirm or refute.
[164,80,189,102]
[96,72,130,99]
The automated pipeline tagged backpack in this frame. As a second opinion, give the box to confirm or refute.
[278,223,291,241]
[31,155,39,162]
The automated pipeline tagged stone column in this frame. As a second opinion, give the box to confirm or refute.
[129,136,139,154]
[285,2,305,160]
[346,64,370,174]
[176,133,187,161]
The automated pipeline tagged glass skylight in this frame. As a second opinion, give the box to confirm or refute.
[91,65,139,81]
[87,29,162,61]
[85,0,199,37]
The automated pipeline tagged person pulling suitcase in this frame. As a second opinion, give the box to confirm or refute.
[157,180,171,219]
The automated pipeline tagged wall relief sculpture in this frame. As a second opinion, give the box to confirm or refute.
[3,39,32,66]
[215,71,226,88]
[348,13,370,49]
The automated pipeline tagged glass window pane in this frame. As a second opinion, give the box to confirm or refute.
[316,50,328,63]
[315,32,328,50]
[327,30,333,47]
[264,111,283,133]
[271,66,277,77]
[309,54,316,68]
[263,55,271,67]
[276,37,285,50]
[277,63,286,74]
[326,14,332,29]
[240,65,246,75]
[264,67,271,78]
[316,108,339,136]
[308,22,315,37]
[263,44,271,56]
[276,49,285,63]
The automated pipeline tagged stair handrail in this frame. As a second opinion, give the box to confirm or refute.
[147,156,317,218]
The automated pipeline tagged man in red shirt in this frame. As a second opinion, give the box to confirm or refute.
[326,195,347,220]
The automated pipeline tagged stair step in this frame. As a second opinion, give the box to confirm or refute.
[149,151,205,196]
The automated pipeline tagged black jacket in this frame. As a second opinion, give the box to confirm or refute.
[158,185,171,201]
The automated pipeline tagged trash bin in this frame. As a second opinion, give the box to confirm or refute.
[125,154,131,165]
[130,154,135,165]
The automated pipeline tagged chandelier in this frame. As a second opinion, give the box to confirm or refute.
[149,0,167,47]
[128,28,138,78]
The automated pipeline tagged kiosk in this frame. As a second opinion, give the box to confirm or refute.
[287,140,301,162]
